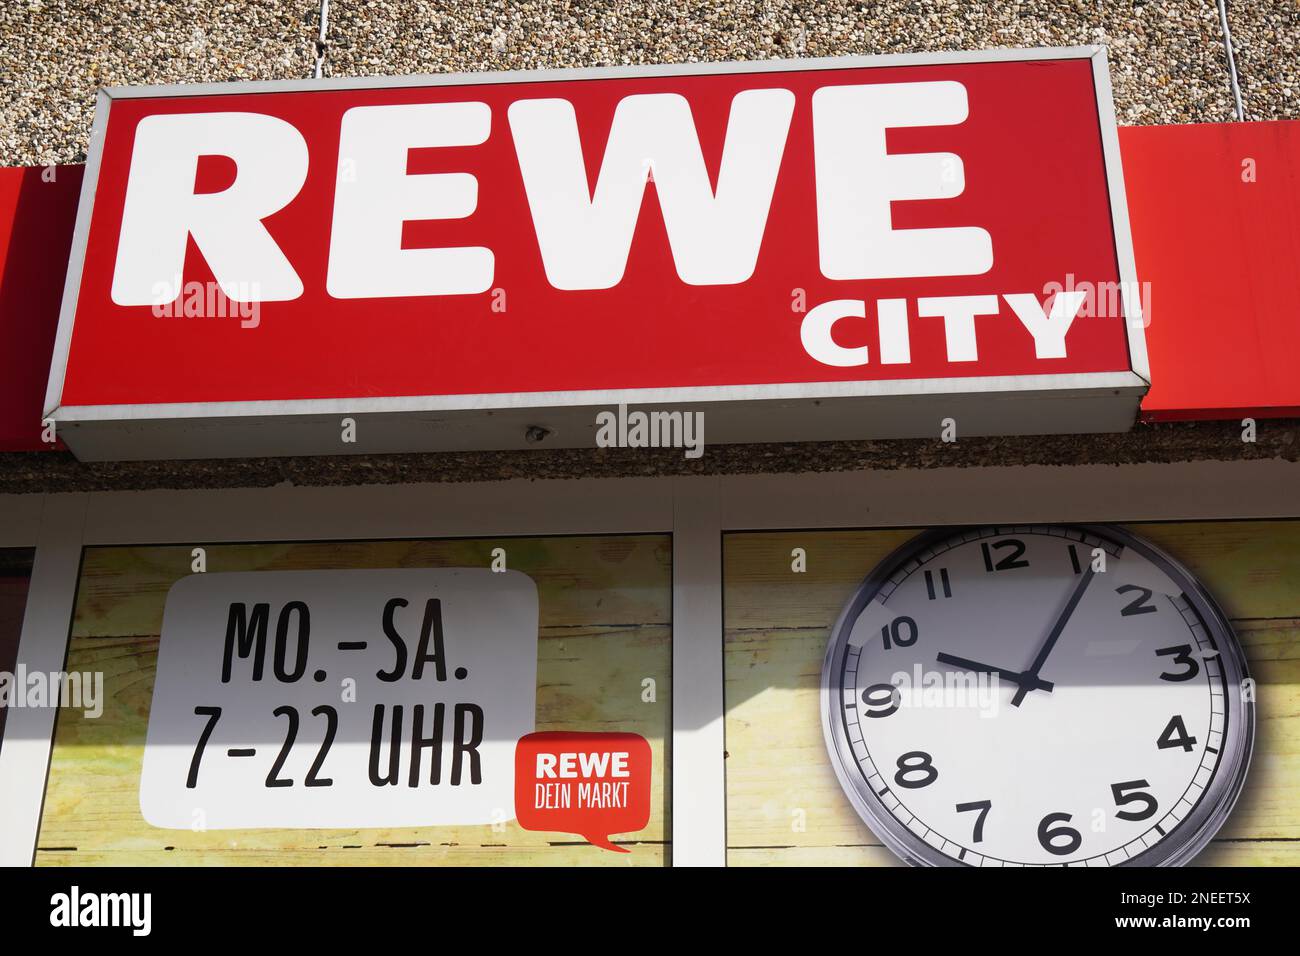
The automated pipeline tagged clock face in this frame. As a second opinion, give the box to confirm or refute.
[821,524,1254,867]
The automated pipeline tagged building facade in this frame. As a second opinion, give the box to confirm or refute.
[0,2,1297,869]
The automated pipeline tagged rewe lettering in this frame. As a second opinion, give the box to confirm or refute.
[114,82,990,305]
[535,750,632,779]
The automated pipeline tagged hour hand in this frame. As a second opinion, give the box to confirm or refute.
[936,652,1054,694]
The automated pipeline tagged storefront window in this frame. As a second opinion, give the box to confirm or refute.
[723,521,1294,867]
[37,534,671,866]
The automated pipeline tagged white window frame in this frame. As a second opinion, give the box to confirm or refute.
[1,457,1296,866]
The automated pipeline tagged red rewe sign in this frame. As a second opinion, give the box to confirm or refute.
[45,47,1148,461]
[514,732,653,853]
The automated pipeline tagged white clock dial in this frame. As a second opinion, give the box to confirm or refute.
[821,525,1254,867]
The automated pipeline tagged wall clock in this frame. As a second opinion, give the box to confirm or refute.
[820,524,1254,867]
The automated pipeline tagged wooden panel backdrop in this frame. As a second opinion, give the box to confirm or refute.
[724,520,1299,866]
[37,534,672,866]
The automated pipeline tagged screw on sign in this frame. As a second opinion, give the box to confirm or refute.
[514,731,652,852]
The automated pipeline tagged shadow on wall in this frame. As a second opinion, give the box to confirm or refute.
[0,548,36,752]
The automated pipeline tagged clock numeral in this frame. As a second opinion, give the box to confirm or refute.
[1117,584,1158,616]
[1155,644,1201,682]
[894,751,937,789]
[924,568,953,600]
[981,538,1029,572]
[1037,812,1082,857]
[1068,543,1084,575]
[860,683,900,719]
[1157,714,1198,753]
[881,615,919,650]
[956,799,991,843]
[1111,779,1158,822]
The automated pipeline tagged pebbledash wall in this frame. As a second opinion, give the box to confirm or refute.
[4,0,1300,169]
[0,3,1298,870]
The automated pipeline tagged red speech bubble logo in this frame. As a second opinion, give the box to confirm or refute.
[514,731,651,853]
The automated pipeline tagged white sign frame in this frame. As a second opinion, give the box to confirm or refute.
[42,45,1151,461]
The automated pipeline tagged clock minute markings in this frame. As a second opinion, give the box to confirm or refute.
[833,529,1243,869]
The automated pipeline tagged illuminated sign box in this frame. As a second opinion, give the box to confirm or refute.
[45,46,1148,461]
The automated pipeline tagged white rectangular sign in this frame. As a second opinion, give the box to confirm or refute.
[140,568,538,829]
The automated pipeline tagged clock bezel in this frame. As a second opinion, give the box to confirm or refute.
[820,523,1255,867]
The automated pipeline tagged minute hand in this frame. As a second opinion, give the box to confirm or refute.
[1011,566,1097,707]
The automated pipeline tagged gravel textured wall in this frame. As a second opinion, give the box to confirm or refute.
[2,1,1296,166]
[0,2,1296,489]
[0,419,1295,494]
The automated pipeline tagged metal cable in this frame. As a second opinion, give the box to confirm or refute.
[1216,0,1246,121]
[314,0,331,80]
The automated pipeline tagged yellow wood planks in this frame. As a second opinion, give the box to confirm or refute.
[37,534,672,867]
[723,521,1300,866]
